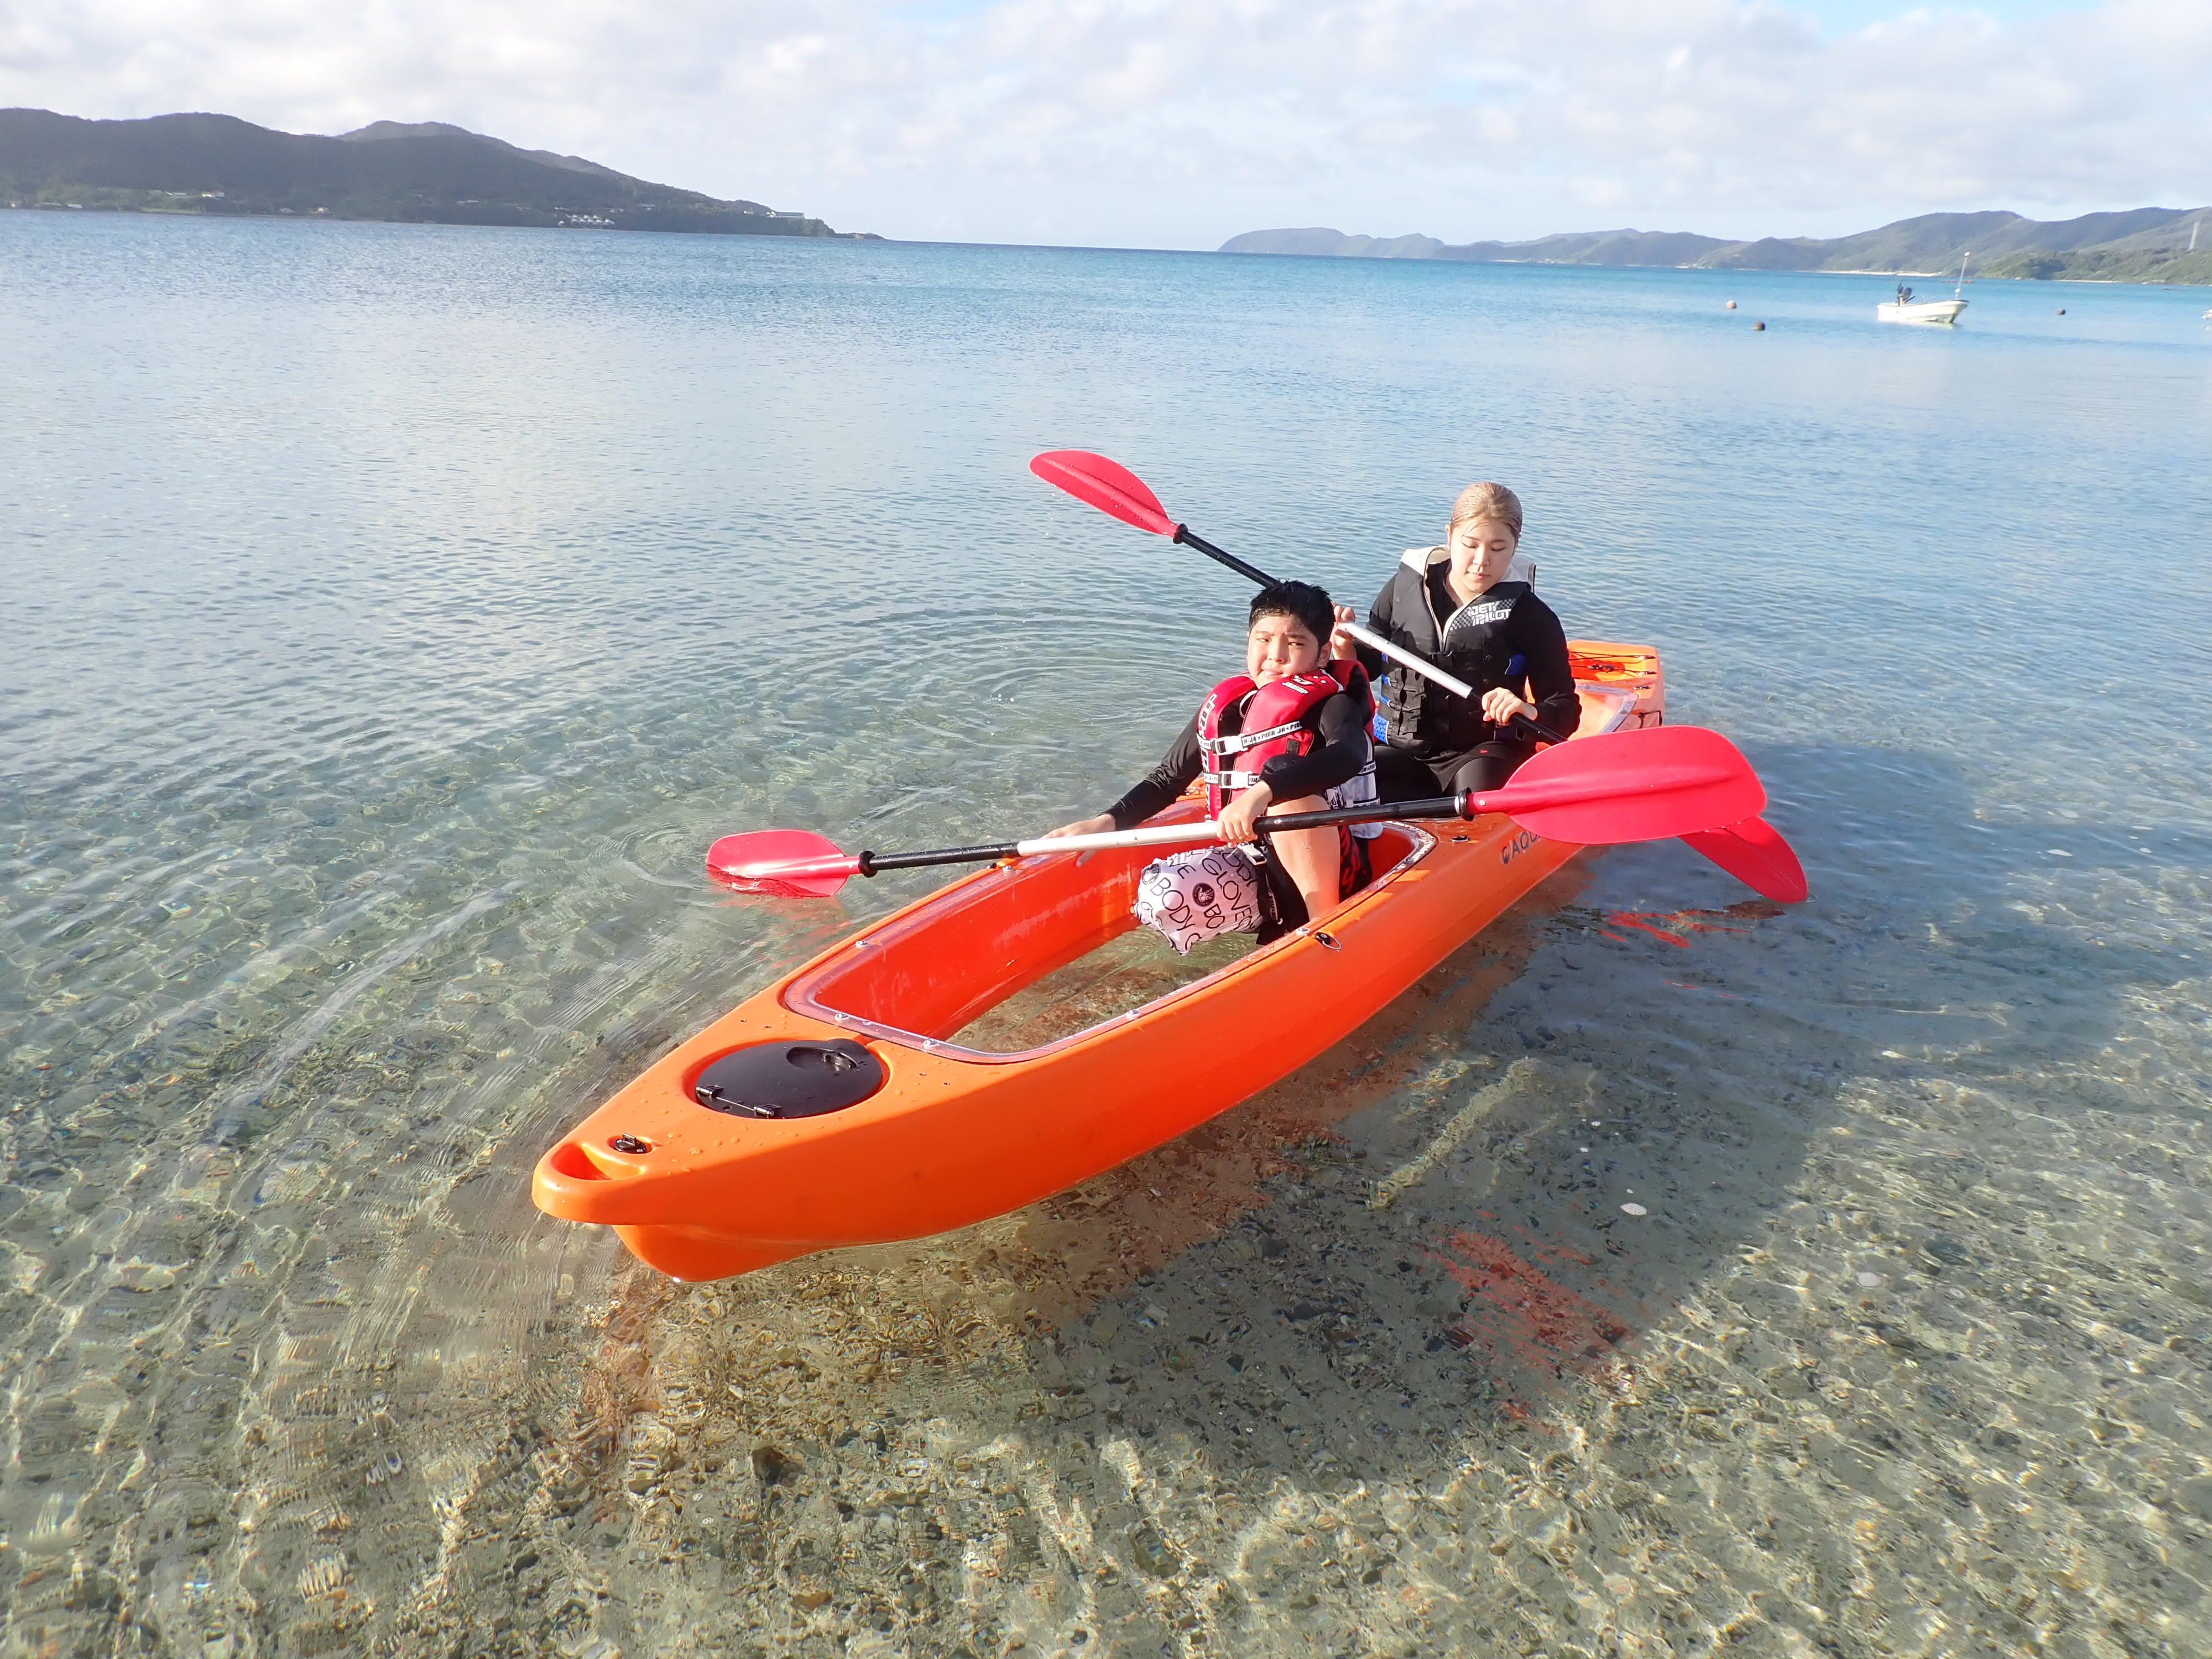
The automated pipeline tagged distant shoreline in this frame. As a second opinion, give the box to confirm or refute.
[1217,248,2212,289]
[1219,214,2212,288]
[2,199,884,240]
[14,207,2210,288]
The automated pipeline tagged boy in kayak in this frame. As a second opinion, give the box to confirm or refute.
[1337,481,1579,802]
[1044,580,1376,945]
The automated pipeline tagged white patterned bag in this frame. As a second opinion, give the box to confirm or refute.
[1132,845,1263,956]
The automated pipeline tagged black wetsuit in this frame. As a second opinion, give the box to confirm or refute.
[1358,561,1580,800]
[1103,690,1372,937]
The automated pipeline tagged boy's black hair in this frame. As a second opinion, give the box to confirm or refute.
[1248,580,1334,648]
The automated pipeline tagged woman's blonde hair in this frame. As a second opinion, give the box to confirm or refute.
[1449,482,1523,542]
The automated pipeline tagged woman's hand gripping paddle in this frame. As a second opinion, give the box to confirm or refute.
[1030,448,1808,904]
[708,725,1767,897]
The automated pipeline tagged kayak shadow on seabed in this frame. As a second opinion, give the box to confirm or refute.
[36,743,2205,1658]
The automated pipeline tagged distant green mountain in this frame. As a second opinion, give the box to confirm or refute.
[0,109,874,238]
[1222,208,2212,285]
[1221,225,1738,265]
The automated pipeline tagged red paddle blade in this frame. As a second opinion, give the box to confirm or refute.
[1480,725,1766,844]
[706,830,859,898]
[1681,816,1809,903]
[1030,450,1177,537]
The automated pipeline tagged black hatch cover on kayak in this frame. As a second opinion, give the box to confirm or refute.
[693,1040,885,1119]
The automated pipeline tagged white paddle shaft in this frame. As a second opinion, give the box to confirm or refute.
[1008,821,1229,857]
[1337,620,1477,700]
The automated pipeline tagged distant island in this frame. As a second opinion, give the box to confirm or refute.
[1221,210,2212,286]
[0,108,877,239]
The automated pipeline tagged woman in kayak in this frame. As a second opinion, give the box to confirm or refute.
[1333,481,1579,802]
[1044,580,1375,942]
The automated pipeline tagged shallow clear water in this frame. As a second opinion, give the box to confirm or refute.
[3,211,2209,1656]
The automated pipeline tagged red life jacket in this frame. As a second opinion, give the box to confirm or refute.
[1196,661,1373,817]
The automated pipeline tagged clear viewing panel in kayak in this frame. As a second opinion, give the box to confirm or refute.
[784,814,1436,1063]
[530,649,1660,1281]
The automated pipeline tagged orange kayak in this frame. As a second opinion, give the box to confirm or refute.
[532,642,1665,1280]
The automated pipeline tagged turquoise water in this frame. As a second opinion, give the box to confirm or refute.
[3,210,2209,1656]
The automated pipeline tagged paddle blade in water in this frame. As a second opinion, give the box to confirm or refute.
[1479,725,1767,844]
[1030,450,1177,536]
[1681,816,1809,903]
[706,830,859,898]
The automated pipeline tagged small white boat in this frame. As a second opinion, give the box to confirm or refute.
[1879,292,1967,325]
[1879,255,1970,326]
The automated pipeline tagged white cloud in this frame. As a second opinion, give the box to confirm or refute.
[2,0,2205,246]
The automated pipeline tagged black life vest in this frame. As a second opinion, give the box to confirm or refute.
[1374,570,1535,753]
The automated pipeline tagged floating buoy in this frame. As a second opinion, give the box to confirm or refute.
[1726,300,1737,310]
[1752,321,1766,331]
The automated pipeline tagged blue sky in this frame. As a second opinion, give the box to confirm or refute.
[2,0,2202,247]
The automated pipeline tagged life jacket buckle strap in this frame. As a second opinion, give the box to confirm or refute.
[1200,717,1306,758]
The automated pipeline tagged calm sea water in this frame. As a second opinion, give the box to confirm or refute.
[3,210,2209,1657]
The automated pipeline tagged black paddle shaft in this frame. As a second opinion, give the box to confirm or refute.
[1173,525,1277,587]
[851,795,1477,879]
[1256,795,1470,833]
[857,842,1022,876]
[1510,712,1573,745]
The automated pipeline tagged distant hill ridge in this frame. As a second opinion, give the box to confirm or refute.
[0,108,875,239]
[1222,209,2212,285]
